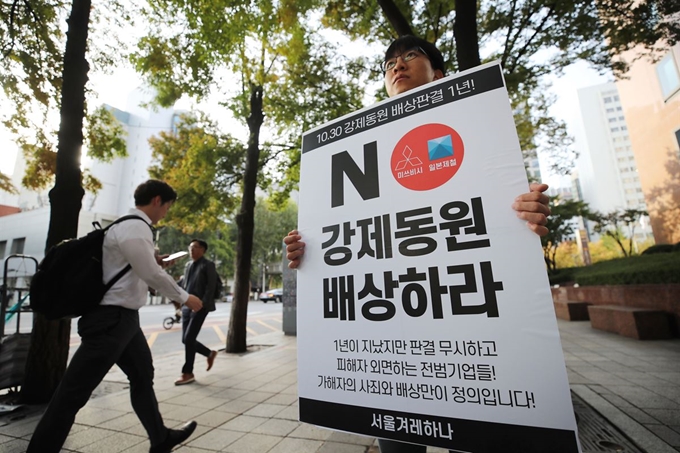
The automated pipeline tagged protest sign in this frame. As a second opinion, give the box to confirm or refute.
[296,61,580,452]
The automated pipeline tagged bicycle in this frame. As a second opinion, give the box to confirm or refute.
[163,304,182,330]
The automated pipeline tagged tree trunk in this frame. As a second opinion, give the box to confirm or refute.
[377,0,414,37]
[454,0,481,70]
[227,84,264,353]
[20,0,90,403]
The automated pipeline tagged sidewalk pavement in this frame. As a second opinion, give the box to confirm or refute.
[0,320,679,453]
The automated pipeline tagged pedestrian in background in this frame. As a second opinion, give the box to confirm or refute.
[174,239,219,385]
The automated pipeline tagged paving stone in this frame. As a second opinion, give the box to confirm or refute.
[645,424,680,447]
[222,432,281,453]
[214,399,259,414]
[252,418,300,436]
[62,426,116,450]
[80,432,146,453]
[186,427,244,450]
[288,423,334,441]
[327,431,375,445]
[244,403,288,418]
[267,437,323,453]
[265,393,298,406]
[218,415,268,432]
[644,409,680,426]
[0,438,29,453]
[193,409,237,428]
[315,441,368,453]
[272,405,298,421]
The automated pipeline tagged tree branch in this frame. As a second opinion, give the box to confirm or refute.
[377,0,414,36]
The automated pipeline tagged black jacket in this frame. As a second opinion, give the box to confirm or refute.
[181,256,217,312]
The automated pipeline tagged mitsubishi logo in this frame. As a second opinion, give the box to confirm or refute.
[394,145,423,171]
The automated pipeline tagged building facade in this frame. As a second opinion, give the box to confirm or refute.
[0,88,181,266]
[575,82,653,243]
[615,44,680,244]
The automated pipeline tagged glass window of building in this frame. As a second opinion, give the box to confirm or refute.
[10,238,25,255]
[656,52,680,100]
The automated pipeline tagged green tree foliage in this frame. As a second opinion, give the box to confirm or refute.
[2,0,134,403]
[592,208,648,257]
[1,1,130,194]
[148,113,245,232]
[134,0,364,352]
[554,240,583,269]
[541,197,592,271]
[0,172,17,194]
[251,197,298,287]
[320,0,679,175]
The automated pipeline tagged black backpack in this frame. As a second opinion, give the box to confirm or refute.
[29,215,151,320]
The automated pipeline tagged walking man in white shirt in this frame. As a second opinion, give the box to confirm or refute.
[27,180,203,453]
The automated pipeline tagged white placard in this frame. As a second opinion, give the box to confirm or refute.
[296,62,580,452]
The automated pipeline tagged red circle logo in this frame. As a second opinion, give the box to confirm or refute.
[390,123,464,191]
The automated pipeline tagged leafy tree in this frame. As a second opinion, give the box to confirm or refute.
[15,0,92,405]
[592,208,648,257]
[148,113,245,232]
[1,0,131,402]
[251,198,298,290]
[1,2,130,194]
[0,172,17,194]
[554,240,584,269]
[134,0,364,352]
[541,197,592,271]
[589,236,631,262]
[320,0,680,174]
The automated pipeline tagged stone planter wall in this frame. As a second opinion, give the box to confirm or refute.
[551,284,680,336]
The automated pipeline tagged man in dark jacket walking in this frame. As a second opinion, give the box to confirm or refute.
[174,239,219,385]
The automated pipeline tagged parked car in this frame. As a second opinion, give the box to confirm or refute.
[259,288,283,303]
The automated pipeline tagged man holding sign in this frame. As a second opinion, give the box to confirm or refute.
[286,35,580,453]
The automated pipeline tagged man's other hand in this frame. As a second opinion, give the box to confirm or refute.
[284,230,305,269]
[185,295,203,312]
[512,182,551,237]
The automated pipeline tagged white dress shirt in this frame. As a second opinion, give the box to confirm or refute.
[100,208,189,310]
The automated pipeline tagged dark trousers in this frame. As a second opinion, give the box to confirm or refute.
[181,306,210,374]
[378,439,455,453]
[27,306,167,453]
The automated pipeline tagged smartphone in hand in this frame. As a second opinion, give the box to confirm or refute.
[162,251,188,262]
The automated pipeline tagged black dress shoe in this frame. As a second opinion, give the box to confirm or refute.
[149,421,198,453]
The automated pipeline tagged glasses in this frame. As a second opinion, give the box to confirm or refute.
[381,47,428,72]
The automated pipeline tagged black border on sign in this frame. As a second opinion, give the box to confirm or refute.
[301,64,505,154]
[299,397,580,453]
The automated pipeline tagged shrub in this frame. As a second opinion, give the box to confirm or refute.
[573,252,680,285]
[548,268,576,285]
[641,244,674,255]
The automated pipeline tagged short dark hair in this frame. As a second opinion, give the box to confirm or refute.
[190,239,208,251]
[384,35,446,76]
[134,180,178,206]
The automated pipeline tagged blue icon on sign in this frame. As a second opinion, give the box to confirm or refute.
[428,135,454,161]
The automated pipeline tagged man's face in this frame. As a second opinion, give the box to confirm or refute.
[189,241,206,261]
[383,48,443,97]
[148,196,173,225]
